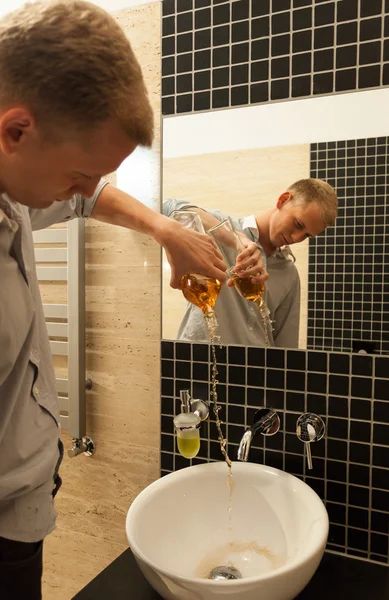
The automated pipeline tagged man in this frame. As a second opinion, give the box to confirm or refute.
[164,178,338,347]
[0,2,270,597]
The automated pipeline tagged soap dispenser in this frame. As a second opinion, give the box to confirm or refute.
[174,390,201,459]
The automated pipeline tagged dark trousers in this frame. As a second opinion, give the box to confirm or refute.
[0,439,63,599]
[0,536,43,600]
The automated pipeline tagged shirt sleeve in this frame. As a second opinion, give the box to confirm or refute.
[28,179,109,231]
[272,268,301,348]
[162,198,192,216]
[163,198,230,221]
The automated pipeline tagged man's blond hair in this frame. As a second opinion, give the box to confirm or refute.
[0,0,153,146]
[287,178,338,227]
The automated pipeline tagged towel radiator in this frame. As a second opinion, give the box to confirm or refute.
[33,219,95,457]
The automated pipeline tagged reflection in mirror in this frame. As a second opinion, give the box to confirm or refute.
[162,136,389,354]
[163,178,335,348]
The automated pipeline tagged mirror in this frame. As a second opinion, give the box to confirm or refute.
[161,91,389,354]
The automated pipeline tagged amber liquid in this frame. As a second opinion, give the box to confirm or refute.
[180,274,221,313]
[230,273,264,302]
[230,272,272,347]
[209,338,232,470]
[208,329,233,524]
[180,275,231,467]
[180,273,233,509]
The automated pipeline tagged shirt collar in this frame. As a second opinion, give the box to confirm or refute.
[0,206,19,232]
[0,193,23,220]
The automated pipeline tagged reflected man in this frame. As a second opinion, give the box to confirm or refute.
[163,178,338,347]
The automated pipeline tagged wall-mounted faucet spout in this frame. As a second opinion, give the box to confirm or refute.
[237,408,280,462]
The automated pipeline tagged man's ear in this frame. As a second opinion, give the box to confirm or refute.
[276,191,292,210]
[0,107,36,155]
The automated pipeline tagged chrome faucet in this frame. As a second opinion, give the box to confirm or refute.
[237,408,280,462]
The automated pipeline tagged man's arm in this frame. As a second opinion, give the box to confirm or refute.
[29,183,226,288]
[90,184,226,288]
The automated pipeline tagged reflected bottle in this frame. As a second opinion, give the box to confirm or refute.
[169,210,222,324]
[207,218,272,342]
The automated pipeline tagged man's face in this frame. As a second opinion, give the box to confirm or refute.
[0,113,137,208]
[269,192,326,248]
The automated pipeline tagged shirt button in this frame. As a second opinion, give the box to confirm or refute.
[249,327,253,331]
[33,386,40,396]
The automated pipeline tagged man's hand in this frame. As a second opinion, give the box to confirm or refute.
[227,237,268,288]
[161,219,227,289]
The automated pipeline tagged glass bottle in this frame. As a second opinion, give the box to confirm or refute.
[169,210,222,321]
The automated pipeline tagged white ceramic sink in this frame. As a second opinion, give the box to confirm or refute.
[126,461,329,600]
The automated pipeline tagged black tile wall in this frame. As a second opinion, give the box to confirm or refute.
[161,341,389,564]
[308,136,389,355]
[162,0,389,115]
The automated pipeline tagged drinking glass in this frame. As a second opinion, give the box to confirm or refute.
[206,218,271,323]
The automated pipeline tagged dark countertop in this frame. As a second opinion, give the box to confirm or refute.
[73,548,389,600]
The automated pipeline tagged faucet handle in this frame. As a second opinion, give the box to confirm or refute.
[68,436,95,458]
[296,413,325,470]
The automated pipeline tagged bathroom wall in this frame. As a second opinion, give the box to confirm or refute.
[161,0,389,115]
[161,341,389,565]
[309,135,389,354]
[36,2,162,598]
[160,4,389,570]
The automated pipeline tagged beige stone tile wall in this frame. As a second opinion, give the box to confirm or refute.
[40,3,162,598]
[162,144,310,348]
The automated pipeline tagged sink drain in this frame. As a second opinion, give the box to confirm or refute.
[209,566,242,580]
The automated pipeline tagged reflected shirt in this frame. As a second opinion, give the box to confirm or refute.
[163,199,300,348]
[0,180,108,542]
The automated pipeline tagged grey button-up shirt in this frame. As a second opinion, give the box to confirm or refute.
[0,179,108,542]
[163,199,300,347]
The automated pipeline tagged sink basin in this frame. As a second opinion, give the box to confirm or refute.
[126,461,329,600]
